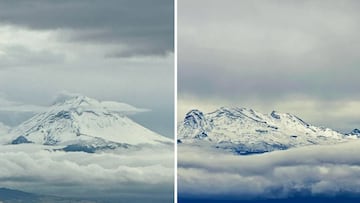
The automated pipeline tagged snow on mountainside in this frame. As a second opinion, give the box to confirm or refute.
[347,128,360,138]
[178,107,356,154]
[1,95,172,152]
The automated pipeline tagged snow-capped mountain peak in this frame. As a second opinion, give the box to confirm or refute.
[178,107,352,154]
[51,95,148,115]
[352,129,360,134]
[184,109,209,129]
[2,96,172,151]
[270,110,281,119]
[346,128,360,138]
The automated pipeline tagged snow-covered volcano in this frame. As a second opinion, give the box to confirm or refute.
[1,95,172,152]
[0,95,174,201]
[178,107,356,154]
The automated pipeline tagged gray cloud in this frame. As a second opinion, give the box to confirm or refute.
[178,0,360,132]
[178,141,360,199]
[179,0,360,100]
[0,7,174,136]
[0,45,65,68]
[0,145,173,200]
[0,0,173,57]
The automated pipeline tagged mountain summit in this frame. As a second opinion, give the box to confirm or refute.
[347,128,360,137]
[178,107,355,154]
[3,95,172,152]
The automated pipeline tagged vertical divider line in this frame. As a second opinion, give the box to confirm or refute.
[174,0,178,202]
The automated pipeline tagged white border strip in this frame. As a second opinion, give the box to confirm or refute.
[174,0,178,202]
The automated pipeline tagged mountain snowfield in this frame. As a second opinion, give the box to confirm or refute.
[178,107,359,154]
[178,107,360,200]
[0,95,172,152]
[0,95,173,202]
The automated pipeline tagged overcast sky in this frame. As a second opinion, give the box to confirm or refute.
[178,0,360,133]
[0,0,174,137]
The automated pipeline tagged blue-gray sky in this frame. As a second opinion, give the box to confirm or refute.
[0,0,174,137]
[178,0,360,133]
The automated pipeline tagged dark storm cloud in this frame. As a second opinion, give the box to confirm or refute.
[0,0,173,57]
[178,0,360,100]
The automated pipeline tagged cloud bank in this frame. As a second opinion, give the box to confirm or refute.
[0,145,173,201]
[0,0,174,57]
[178,141,360,199]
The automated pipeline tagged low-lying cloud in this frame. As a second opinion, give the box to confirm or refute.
[0,144,173,200]
[178,140,360,199]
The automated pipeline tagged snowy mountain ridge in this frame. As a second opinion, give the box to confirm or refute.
[346,128,360,137]
[178,107,357,154]
[1,95,172,152]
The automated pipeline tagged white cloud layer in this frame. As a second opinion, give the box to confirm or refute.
[178,140,360,199]
[0,144,173,200]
